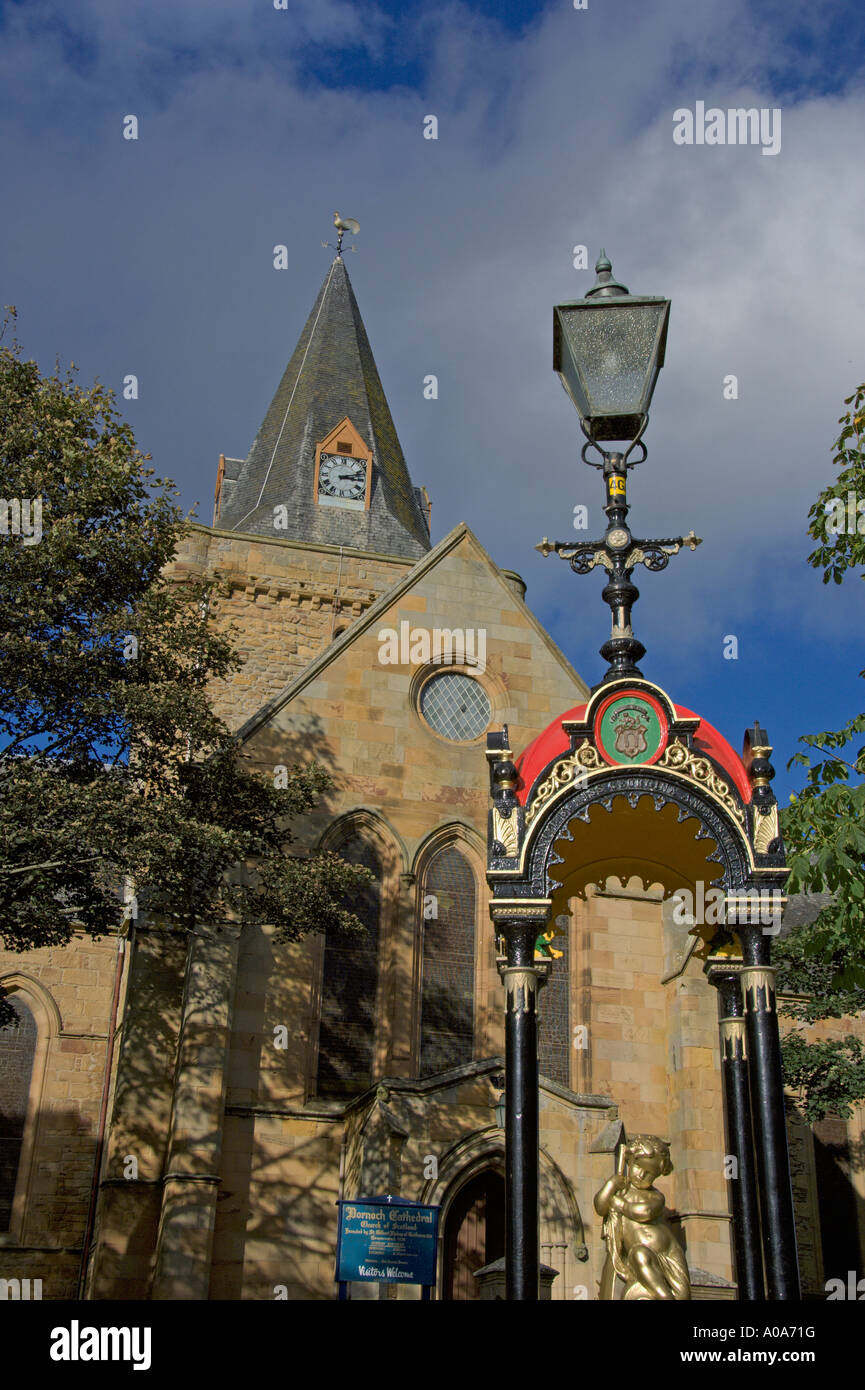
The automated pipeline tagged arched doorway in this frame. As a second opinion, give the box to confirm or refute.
[443,1169,505,1300]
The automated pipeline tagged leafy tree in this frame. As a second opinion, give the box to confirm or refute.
[774,917,864,1026]
[0,318,369,1026]
[777,384,865,1119]
[780,1031,865,1125]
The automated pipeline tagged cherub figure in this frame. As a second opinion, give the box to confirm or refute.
[594,1135,691,1300]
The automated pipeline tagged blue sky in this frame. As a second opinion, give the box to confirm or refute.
[2,0,865,803]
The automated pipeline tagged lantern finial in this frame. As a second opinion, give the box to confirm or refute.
[585,249,629,299]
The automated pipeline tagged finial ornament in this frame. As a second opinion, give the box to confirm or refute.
[743,721,776,808]
[585,248,630,299]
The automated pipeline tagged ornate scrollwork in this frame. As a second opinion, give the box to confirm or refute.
[569,546,614,575]
[525,736,746,836]
[576,744,603,768]
[625,545,666,571]
[624,532,701,573]
[657,740,746,827]
[525,743,603,827]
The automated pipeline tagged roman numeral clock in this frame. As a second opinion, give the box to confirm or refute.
[314,418,372,511]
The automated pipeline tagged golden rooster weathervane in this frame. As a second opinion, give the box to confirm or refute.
[322,211,360,257]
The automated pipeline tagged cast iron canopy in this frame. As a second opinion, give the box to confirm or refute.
[513,697,753,809]
[553,250,670,443]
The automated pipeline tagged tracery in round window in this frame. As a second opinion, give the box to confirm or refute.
[419,672,491,742]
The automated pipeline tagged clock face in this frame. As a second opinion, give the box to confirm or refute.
[318,452,367,502]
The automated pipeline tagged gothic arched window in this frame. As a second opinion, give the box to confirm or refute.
[0,996,38,1231]
[420,846,476,1077]
[316,840,381,1098]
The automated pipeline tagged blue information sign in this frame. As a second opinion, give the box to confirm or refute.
[336,1196,440,1286]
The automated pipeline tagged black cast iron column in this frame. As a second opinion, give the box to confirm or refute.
[740,929,800,1300]
[501,916,541,1301]
[706,963,764,1300]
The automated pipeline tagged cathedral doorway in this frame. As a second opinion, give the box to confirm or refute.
[442,1169,505,1300]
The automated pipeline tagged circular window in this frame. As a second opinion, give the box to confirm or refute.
[419,672,491,742]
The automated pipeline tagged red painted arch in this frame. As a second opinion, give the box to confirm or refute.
[514,703,752,807]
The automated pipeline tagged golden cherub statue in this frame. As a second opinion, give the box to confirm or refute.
[594,1135,691,1300]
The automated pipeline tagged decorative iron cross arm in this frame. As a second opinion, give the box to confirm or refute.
[536,531,701,575]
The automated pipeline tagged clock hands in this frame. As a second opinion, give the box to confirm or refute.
[317,450,368,505]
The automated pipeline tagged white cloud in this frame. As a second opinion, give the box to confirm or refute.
[2,0,863,697]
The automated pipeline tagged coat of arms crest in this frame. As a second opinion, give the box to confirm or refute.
[611,707,649,759]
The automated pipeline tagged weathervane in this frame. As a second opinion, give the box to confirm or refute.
[322,210,360,257]
[539,250,701,687]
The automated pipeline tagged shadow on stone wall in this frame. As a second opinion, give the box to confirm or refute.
[1,1100,101,1301]
[87,716,366,1299]
[813,1116,865,1287]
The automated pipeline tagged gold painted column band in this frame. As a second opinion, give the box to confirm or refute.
[489,899,551,925]
[719,1016,747,1061]
[502,967,539,1015]
[741,965,776,1015]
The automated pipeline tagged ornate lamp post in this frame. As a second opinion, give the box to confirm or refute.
[488,251,694,1302]
[539,251,700,684]
[487,250,798,1302]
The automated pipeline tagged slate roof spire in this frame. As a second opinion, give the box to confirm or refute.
[216,255,431,558]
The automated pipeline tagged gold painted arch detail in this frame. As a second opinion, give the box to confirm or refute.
[525,738,744,833]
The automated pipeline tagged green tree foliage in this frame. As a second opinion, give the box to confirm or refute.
[780,1032,865,1125]
[776,385,865,1118]
[0,321,369,1025]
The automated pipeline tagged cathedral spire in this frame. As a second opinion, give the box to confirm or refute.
[215,257,431,559]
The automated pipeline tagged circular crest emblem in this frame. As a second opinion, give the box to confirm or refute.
[594,690,668,767]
